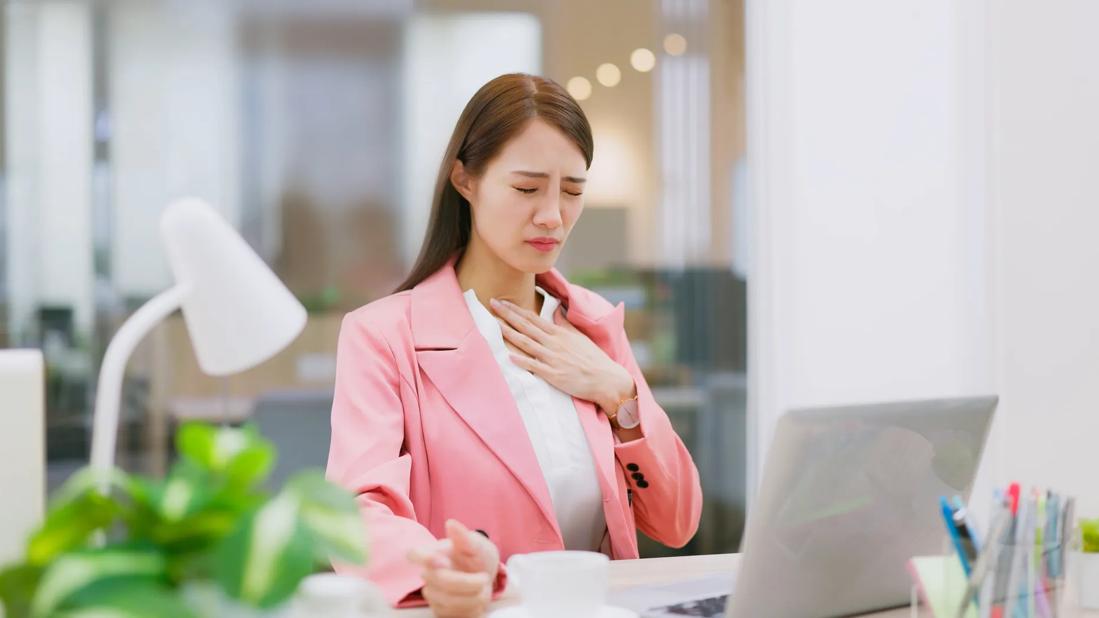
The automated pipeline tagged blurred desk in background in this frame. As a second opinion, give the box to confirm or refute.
[141,312,342,474]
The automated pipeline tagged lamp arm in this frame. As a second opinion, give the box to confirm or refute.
[89,283,191,474]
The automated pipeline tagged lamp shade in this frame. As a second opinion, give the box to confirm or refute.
[160,198,307,376]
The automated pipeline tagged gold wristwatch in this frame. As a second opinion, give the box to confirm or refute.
[606,394,641,430]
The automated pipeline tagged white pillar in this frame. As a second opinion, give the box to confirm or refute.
[4,1,95,338]
[746,0,995,495]
[988,0,1099,516]
[656,0,712,268]
[109,2,242,298]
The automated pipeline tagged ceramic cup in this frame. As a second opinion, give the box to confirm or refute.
[506,551,610,618]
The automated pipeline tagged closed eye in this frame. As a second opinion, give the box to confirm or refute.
[514,187,583,197]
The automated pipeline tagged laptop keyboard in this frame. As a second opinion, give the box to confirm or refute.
[650,594,728,616]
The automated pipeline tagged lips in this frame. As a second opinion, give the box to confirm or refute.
[526,239,560,253]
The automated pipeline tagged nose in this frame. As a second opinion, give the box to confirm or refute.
[531,192,563,230]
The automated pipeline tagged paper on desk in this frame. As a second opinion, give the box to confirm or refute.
[907,556,977,618]
[607,573,736,614]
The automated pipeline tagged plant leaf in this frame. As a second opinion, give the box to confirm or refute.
[287,472,366,565]
[27,496,117,567]
[175,423,220,469]
[30,546,166,617]
[26,467,137,566]
[224,440,275,491]
[177,423,274,490]
[1082,518,1099,553]
[213,494,312,608]
[47,468,132,510]
[53,579,196,618]
[0,563,43,618]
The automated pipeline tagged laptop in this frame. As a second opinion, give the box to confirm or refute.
[633,396,998,618]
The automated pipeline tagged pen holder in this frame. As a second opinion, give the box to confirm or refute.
[907,538,969,618]
[985,538,1067,618]
[907,536,1068,618]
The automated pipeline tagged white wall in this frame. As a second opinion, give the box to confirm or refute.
[748,0,1099,518]
[746,0,995,495]
[989,0,1099,517]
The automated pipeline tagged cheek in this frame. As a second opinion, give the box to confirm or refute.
[473,190,529,241]
[562,201,584,231]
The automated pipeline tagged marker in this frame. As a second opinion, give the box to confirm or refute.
[954,495,983,553]
[941,496,976,576]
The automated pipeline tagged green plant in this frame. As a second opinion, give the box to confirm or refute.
[297,287,342,314]
[0,423,365,618]
[1083,518,1099,553]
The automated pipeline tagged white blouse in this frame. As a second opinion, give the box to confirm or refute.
[462,286,607,551]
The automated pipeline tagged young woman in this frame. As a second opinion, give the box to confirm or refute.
[327,73,702,617]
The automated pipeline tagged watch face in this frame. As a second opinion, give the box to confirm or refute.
[616,399,641,429]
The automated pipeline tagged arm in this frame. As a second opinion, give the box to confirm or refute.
[599,340,703,549]
[325,314,505,607]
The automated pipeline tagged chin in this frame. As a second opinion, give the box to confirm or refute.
[509,251,560,274]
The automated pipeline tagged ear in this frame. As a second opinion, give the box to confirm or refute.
[450,160,476,201]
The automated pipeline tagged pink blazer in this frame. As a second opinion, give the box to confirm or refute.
[326,256,703,607]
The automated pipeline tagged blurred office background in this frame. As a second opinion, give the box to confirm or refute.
[0,0,748,557]
[6,0,1099,561]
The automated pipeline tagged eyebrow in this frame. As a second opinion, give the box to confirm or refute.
[510,170,587,184]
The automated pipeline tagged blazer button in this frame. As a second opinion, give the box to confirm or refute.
[626,463,640,472]
[631,472,644,481]
[637,479,650,489]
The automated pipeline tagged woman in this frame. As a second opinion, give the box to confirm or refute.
[327,73,702,617]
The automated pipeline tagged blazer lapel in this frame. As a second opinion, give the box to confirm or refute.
[539,269,638,555]
[411,256,560,536]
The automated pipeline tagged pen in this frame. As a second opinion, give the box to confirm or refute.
[981,489,1007,618]
[958,504,1009,618]
[1003,488,1027,618]
[992,483,1021,617]
[1061,497,1075,577]
[1026,492,1038,618]
[942,496,977,576]
[955,495,983,553]
[1045,492,1059,579]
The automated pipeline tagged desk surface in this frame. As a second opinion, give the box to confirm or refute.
[393,553,1099,617]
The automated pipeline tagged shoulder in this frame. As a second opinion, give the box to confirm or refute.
[339,291,414,347]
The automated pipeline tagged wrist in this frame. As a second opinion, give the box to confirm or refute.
[598,370,636,413]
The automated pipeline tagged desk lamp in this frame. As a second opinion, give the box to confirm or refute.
[89,198,307,474]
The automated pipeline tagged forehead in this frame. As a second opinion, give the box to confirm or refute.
[488,118,588,175]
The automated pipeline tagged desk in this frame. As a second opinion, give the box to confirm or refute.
[393,553,1099,617]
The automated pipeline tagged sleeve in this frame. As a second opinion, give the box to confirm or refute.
[610,334,704,549]
[325,313,507,607]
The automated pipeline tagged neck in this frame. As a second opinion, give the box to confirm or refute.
[456,236,541,314]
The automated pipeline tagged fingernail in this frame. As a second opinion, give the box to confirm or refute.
[489,298,500,307]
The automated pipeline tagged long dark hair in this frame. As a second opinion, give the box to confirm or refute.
[394,73,594,292]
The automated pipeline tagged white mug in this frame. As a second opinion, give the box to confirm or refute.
[506,550,610,618]
[292,573,389,617]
